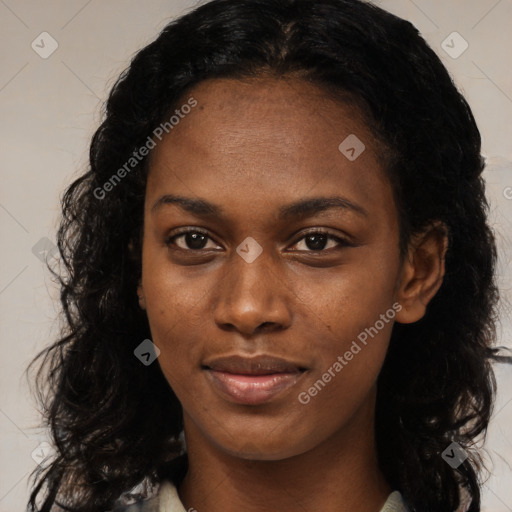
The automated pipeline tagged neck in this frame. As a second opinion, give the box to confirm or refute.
[178,389,391,512]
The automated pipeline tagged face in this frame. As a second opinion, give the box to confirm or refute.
[138,77,405,460]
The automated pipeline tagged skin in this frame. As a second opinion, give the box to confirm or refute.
[137,77,448,512]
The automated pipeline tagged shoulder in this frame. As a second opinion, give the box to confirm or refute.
[110,453,189,512]
[110,496,161,512]
[110,480,185,512]
[380,491,410,512]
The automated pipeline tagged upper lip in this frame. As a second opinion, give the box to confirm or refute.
[203,355,307,375]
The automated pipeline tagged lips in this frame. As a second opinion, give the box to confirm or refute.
[204,354,307,375]
[203,354,308,405]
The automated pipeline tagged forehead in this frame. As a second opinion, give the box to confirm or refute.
[154,76,380,160]
[145,77,394,223]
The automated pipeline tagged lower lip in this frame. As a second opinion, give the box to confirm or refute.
[205,369,304,405]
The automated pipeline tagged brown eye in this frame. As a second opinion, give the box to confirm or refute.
[291,230,352,252]
[303,233,329,251]
[165,229,221,251]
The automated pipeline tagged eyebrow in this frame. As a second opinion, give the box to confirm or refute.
[151,194,368,219]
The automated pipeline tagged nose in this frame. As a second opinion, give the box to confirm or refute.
[212,247,292,336]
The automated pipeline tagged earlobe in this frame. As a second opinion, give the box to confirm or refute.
[394,222,449,324]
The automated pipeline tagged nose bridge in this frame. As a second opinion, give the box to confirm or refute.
[213,242,291,333]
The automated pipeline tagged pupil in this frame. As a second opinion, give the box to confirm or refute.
[186,232,207,249]
[306,234,327,250]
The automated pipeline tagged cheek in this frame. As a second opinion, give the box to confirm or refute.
[292,251,398,340]
[296,321,393,428]
[291,253,398,404]
[142,241,210,327]
[141,254,209,385]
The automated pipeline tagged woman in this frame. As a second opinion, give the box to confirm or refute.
[27,0,510,511]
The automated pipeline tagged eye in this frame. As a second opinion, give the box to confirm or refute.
[165,228,353,253]
[290,229,353,252]
[165,228,221,251]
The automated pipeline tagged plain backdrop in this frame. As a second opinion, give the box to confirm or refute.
[1,1,511,510]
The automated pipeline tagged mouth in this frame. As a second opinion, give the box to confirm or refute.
[202,355,308,405]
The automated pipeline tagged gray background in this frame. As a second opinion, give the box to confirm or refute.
[0,0,511,510]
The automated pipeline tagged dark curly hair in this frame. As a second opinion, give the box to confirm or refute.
[26,0,511,511]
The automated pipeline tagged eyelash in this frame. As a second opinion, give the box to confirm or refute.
[164,227,353,253]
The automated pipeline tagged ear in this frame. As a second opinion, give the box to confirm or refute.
[137,280,146,310]
[129,239,146,310]
[394,221,449,324]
